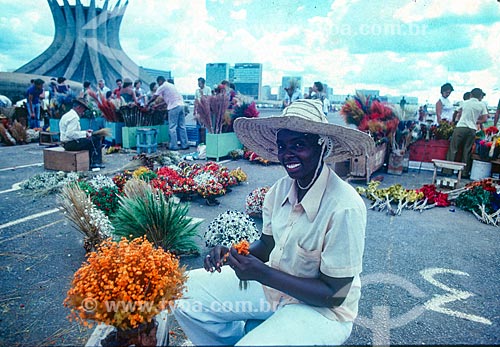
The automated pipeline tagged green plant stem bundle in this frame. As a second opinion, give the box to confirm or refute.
[112,179,201,254]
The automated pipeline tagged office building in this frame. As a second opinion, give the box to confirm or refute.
[261,85,272,100]
[356,89,380,98]
[233,63,262,100]
[142,67,172,83]
[206,63,229,90]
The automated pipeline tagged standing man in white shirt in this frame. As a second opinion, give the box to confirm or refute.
[445,88,489,178]
[59,98,104,169]
[147,76,188,150]
[195,77,212,100]
[96,79,110,103]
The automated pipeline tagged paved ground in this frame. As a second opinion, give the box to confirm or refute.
[0,130,498,346]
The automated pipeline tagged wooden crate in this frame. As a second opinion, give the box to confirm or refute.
[43,147,89,171]
[39,131,60,145]
[350,142,387,181]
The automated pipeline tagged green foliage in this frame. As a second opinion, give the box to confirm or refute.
[138,170,158,182]
[77,180,96,195]
[91,186,121,216]
[112,184,201,254]
[455,186,493,214]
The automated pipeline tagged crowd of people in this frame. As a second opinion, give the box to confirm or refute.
[283,80,332,115]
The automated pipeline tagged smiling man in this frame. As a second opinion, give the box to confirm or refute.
[173,99,375,346]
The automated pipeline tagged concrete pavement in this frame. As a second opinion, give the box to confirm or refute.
[0,139,498,346]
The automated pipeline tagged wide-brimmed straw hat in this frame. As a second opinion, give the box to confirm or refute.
[234,99,375,163]
[73,97,90,110]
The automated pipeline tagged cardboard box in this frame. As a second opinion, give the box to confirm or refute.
[43,147,89,171]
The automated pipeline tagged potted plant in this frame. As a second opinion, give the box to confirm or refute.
[111,179,201,255]
[195,92,258,161]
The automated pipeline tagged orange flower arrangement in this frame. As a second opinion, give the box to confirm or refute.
[231,239,250,290]
[64,237,187,330]
[233,239,250,255]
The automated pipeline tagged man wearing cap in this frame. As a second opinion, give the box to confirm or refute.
[59,98,104,169]
[173,99,374,346]
[446,88,489,178]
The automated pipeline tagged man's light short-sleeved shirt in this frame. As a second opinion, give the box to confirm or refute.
[456,98,489,130]
[262,166,366,322]
[154,82,184,111]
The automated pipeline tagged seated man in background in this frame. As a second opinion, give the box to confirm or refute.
[59,98,104,169]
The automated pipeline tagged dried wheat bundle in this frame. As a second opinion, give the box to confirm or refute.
[195,95,212,132]
[210,93,229,134]
[58,184,113,251]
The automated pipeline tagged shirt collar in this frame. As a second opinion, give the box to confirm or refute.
[281,165,330,222]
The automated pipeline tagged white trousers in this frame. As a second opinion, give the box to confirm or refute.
[172,267,353,346]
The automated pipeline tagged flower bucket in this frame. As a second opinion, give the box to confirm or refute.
[470,160,492,181]
[387,151,404,175]
[80,117,105,131]
[104,121,124,145]
[122,125,169,148]
[49,118,60,133]
[86,312,170,347]
[206,132,243,161]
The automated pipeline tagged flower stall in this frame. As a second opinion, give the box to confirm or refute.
[408,120,454,162]
[341,92,399,181]
[471,126,500,179]
[195,91,259,161]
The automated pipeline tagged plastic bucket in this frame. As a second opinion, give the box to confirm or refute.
[470,160,492,181]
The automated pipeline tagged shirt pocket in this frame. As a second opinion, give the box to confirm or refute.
[292,244,321,278]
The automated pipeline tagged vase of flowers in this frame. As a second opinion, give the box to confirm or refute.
[195,93,258,160]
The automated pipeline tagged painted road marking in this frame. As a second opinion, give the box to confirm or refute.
[0,182,22,195]
[0,219,64,244]
[0,163,44,172]
[420,267,492,325]
[0,208,60,231]
[0,208,204,232]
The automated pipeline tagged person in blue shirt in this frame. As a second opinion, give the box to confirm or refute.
[26,79,45,129]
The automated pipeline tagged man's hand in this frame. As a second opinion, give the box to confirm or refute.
[86,129,93,138]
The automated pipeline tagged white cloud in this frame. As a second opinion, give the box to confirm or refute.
[230,9,247,20]
[0,0,499,106]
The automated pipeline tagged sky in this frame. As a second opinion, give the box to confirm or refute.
[0,0,499,106]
